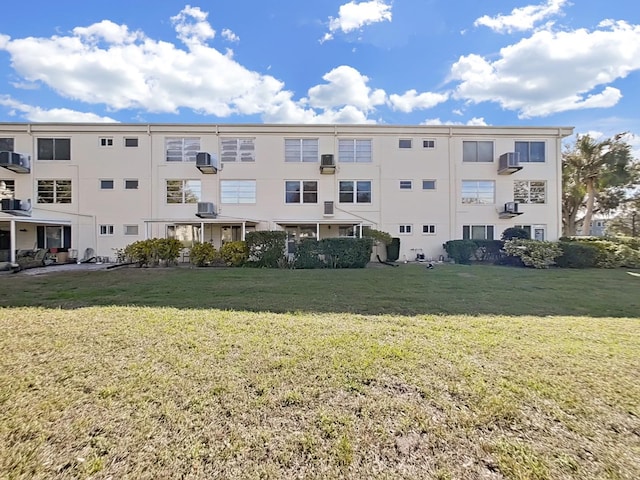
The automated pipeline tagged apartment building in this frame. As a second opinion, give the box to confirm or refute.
[0,123,573,264]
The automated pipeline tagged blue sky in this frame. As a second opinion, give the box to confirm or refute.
[0,0,638,147]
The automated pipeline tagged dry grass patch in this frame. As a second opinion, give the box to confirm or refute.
[0,307,638,479]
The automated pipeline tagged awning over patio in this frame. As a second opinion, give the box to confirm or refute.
[0,214,72,264]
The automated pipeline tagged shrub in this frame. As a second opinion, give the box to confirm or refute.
[319,237,372,268]
[503,239,562,269]
[156,238,182,266]
[363,228,393,246]
[189,242,219,267]
[245,231,287,268]
[294,239,326,269]
[616,244,640,268]
[123,238,182,267]
[220,241,248,267]
[501,227,530,240]
[472,239,504,262]
[556,242,599,268]
[443,240,477,264]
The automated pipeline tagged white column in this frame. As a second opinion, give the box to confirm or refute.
[316,222,320,240]
[10,219,16,264]
[241,222,246,240]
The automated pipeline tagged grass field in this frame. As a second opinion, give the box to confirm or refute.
[0,264,639,479]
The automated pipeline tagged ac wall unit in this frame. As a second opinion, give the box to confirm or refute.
[196,202,217,218]
[0,151,30,173]
[498,152,522,175]
[324,201,334,216]
[505,201,519,213]
[320,154,336,174]
[195,152,219,174]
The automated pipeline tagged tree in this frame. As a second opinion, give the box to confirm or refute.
[606,194,640,237]
[562,134,638,236]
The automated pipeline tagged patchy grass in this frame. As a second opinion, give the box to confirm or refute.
[1,263,639,317]
[0,307,638,479]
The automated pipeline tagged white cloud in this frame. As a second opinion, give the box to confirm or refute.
[171,5,216,45]
[307,65,386,112]
[421,117,488,126]
[388,89,449,113]
[474,0,568,34]
[450,20,640,117]
[322,0,392,42]
[221,28,239,42]
[73,20,142,44]
[0,95,118,122]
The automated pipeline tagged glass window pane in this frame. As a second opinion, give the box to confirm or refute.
[285,181,300,203]
[356,181,371,203]
[463,141,477,162]
[339,181,354,202]
[477,141,493,162]
[38,139,54,160]
[530,142,545,162]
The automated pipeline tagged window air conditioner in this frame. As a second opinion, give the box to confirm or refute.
[321,154,335,166]
[505,202,519,213]
[324,201,334,216]
[196,202,217,218]
[196,152,219,174]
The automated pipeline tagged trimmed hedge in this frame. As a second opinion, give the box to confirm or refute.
[245,231,287,268]
[443,240,477,264]
[293,237,373,269]
[220,241,249,267]
[123,238,182,267]
[556,242,599,268]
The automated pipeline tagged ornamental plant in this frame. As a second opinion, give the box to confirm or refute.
[503,239,562,269]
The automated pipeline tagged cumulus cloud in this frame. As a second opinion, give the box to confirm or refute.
[389,89,449,112]
[450,20,640,117]
[322,0,392,42]
[474,0,568,34]
[0,95,118,122]
[307,66,386,111]
[421,117,488,126]
[221,28,239,42]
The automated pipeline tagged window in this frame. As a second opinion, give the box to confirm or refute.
[399,139,412,149]
[338,139,372,163]
[167,224,202,247]
[463,225,495,240]
[99,225,114,236]
[165,137,200,162]
[515,225,546,241]
[463,141,493,162]
[339,225,357,237]
[339,181,371,203]
[220,138,255,162]
[0,138,14,151]
[399,180,412,190]
[0,179,15,197]
[220,180,257,204]
[124,179,139,190]
[124,137,139,147]
[422,139,435,149]
[422,224,436,234]
[124,225,139,236]
[285,181,317,204]
[514,180,546,204]
[462,180,494,204]
[37,180,72,204]
[399,225,412,234]
[285,139,318,162]
[100,179,114,190]
[166,180,201,204]
[37,225,70,249]
[37,138,71,160]
[422,180,436,190]
[515,141,545,163]
[100,137,113,147]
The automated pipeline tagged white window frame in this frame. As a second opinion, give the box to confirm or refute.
[422,139,436,149]
[422,224,436,235]
[339,180,372,204]
[514,180,546,204]
[515,224,546,241]
[220,138,256,163]
[338,139,372,163]
[37,179,72,204]
[515,141,546,163]
[461,180,495,205]
[463,225,495,240]
[99,224,115,236]
[285,138,319,163]
[124,179,139,190]
[166,179,201,204]
[37,138,71,161]
[422,180,436,190]
[0,179,15,198]
[165,137,200,162]
[220,180,257,204]
[462,140,494,163]
[0,138,14,151]
[399,224,412,234]
[285,180,318,204]
[99,137,114,147]
[399,180,413,190]
[100,179,114,190]
[124,225,139,236]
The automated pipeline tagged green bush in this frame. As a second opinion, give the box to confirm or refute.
[123,238,181,267]
[501,227,530,240]
[443,240,477,264]
[503,239,562,269]
[472,239,504,262]
[245,231,287,268]
[220,241,249,267]
[189,242,219,267]
[363,228,393,246]
[616,244,640,268]
[556,242,599,268]
[294,239,326,269]
[319,237,372,268]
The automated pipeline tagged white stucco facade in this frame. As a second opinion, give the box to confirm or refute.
[0,123,573,263]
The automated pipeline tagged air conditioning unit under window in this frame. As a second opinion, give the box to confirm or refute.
[320,154,336,174]
[196,202,217,218]
[195,152,219,174]
[0,151,30,173]
[324,201,334,216]
[505,201,519,213]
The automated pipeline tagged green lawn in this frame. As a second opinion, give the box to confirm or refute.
[0,264,639,479]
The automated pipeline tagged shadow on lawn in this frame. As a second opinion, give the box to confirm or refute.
[1,263,639,318]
